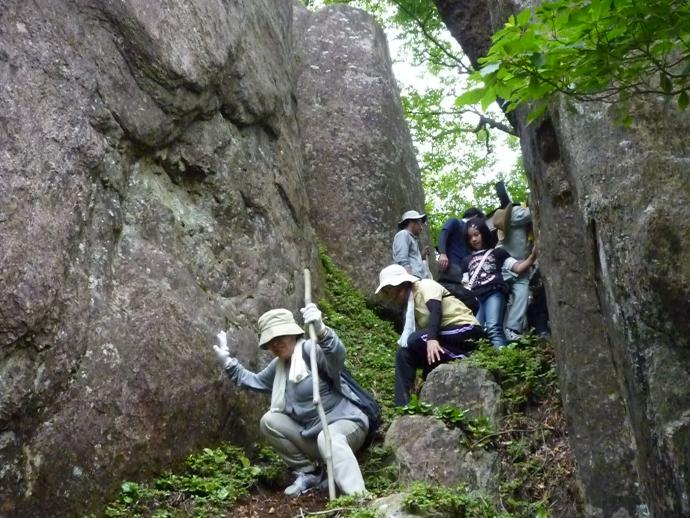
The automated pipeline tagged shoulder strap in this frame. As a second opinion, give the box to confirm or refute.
[468,250,492,288]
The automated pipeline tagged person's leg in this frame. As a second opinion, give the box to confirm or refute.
[317,420,367,495]
[260,412,320,471]
[505,274,529,335]
[394,338,427,406]
[476,298,486,327]
[438,324,485,356]
[481,291,507,348]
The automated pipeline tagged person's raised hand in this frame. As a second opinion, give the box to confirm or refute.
[300,303,325,336]
[212,331,238,369]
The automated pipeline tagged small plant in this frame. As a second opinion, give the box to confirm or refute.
[466,337,558,411]
[402,482,509,517]
[359,444,400,493]
[104,443,284,517]
[399,396,496,446]
[326,494,379,517]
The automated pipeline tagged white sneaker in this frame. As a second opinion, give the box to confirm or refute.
[504,328,523,342]
[284,470,324,497]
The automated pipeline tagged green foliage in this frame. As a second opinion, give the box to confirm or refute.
[358,444,400,493]
[460,0,690,121]
[402,482,510,517]
[326,494,379,517]
[399,396,495,448]
[467,338,558,411]
[319,247,399,420]
[103,444,285,517]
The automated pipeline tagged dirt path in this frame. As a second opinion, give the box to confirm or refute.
[230,485,330,518]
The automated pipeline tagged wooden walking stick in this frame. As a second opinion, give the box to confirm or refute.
[304,268,336,500]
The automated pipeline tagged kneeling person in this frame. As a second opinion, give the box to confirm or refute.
[212,303,368,496]
[376,264,484,406]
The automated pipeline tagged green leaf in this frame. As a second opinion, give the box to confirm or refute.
[455,88,486,106]
[660,73,673,94]
[479,62,500,77]
[527,103,547,124]
[516,8,532,26]
[678,91,689,110]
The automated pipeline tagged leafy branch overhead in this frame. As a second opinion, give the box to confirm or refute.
[457,0,690,123]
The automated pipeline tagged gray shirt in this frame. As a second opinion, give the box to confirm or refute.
[502,206,531,260]
[392,229,431,279]
[225,329,368,437]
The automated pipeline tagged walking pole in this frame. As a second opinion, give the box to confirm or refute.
[304,268,336,500]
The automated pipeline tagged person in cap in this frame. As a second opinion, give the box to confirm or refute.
[462,218,537,348]
[375,264,484,406]
[211,303,368,497]
[392,209,432,280]
[493,201,533,341]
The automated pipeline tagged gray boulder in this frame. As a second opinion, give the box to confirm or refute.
[385,415,499,492]
[294,4,428,296]
[420,362,504,428]
[434,0,690,515]
[0,0,423,515]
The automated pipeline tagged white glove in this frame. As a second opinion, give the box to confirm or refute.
[301,303,325,336]
[213,331,238,369]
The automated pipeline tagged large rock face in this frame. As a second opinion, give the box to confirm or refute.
[435,0,690,516]
[0,1,422,514]
[294,4,427,296]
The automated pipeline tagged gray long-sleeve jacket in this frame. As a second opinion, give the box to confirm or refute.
[392,229,431,279]
[502,206,531,260]
[225,328,368,437]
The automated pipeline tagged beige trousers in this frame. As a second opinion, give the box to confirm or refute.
[259,411,367,495]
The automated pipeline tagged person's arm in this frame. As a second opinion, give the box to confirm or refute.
[425,299,442,341]
[392,231,412,271]
[301,303,345,382]
[226,359,277,392]
[213,331,276,392]
[420,285,445,365]
[437,219,460,271]
[510,246,538,274]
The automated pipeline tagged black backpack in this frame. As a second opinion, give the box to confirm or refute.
[440,280,480,315]
[302,348,381,448]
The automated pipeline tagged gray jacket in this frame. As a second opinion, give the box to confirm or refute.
[502,206,531,260]
[225,328,368,437]
[392,229,431,279]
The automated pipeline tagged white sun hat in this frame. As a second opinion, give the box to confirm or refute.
[257,308,304,349]
[375,264,420,294]
[397,210,427,229]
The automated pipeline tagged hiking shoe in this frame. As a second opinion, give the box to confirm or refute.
[284,470,324,497]
[504,328,523,342]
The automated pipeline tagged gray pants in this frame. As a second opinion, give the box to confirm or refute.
[504,271,530,332]
[259,411,367,495]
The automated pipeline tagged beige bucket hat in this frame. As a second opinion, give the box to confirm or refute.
[398,210,427,229]
[375,264,419,294]
[492,202,513,241]
[257,308,304,349]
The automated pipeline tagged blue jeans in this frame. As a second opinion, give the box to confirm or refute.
[477,290,507,348]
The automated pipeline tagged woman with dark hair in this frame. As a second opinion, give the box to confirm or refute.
[461,218,537,348]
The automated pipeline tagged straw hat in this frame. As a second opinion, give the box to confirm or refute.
[398,210,427,229]
[375,264,419,294]
[257,308,304,349]
[492,202,513,241]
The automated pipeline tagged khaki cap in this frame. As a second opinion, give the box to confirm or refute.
[257,308,304,349]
